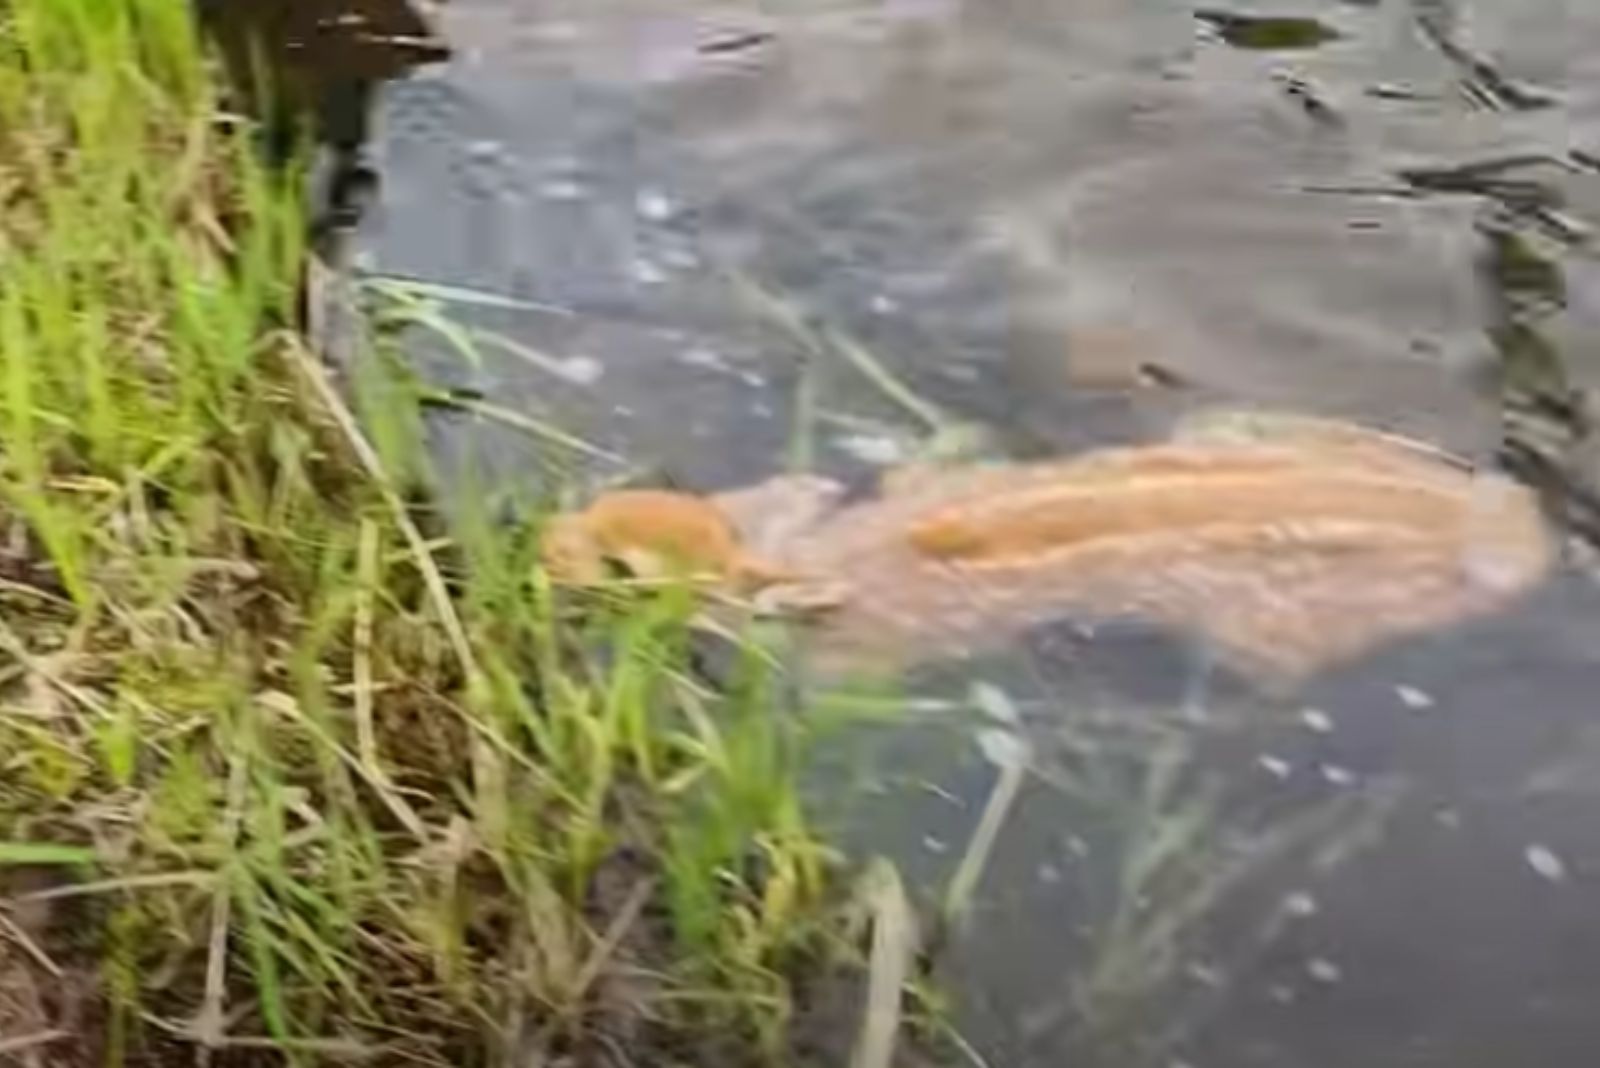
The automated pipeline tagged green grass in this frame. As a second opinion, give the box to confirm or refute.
[0,2,875,1064]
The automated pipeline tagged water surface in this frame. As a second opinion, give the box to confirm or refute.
[305,0,1600,1063]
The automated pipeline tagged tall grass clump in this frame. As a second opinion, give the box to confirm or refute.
[0,1,861,1065]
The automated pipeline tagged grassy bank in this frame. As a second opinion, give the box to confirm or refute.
[0,1,865,1064]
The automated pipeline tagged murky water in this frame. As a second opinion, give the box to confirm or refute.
[279,0,1600,1063]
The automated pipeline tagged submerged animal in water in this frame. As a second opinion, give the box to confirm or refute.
[547,413,1557,688]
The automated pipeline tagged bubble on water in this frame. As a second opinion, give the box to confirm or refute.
[634,189,675,221]
[1037,862,1063,885]
[869,293,899,314]
[1257,753,1293,779]
[1395,684,1435,710]
[1306,958,1342,983]
[1066,835,1090,858]
[922,834,950,855]
[1525,844,1568,883]
[1299,707,1334,733]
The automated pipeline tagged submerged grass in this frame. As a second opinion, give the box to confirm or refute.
[0,2,871,1064]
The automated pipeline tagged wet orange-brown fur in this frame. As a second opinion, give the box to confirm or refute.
[764,420,1554,685]
[540,414,1555,688]
[543,489,798,589]
[903,445,1468,564]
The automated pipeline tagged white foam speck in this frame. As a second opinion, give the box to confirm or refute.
[869,294,899,314]
[922,835,950,855]
[634,189,675,221]
[678,347,727,371]
[1320,764,1356,786]
[1299,707,1334,733]
[835,433,907,466]
[538,179,588,200]
[1283,891,1318,917]
[1257,754,1293,780]
[557,356,604,385]
[1306,958,1342,983]
[1395,684,1435,711]
[1525,844,1568,883]
[628,258,668,285]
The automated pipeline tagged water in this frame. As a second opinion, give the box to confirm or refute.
[270,0,1600,1063]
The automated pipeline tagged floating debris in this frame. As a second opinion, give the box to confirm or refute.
[696,29,775,55]
[1195,10,1342,51]
[1524,844,1569,883]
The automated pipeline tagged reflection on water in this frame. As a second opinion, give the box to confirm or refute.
[299,0,1600,1063]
